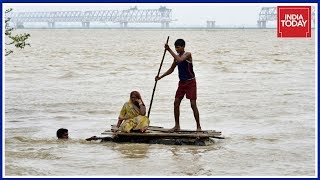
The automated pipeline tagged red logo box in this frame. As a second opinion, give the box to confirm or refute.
[277,6,311,38]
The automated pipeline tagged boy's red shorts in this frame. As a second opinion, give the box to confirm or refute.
[175,79,197,100]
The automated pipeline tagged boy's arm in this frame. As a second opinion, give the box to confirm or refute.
[165,45,191,63]
[155,60,176,81]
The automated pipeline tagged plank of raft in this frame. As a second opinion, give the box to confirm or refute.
[102,131,221,138]
[148,130,222,136]
[111,125,219,133]
[101,131,221,138]
[147,126,221,134]
[110,125,221,134]
[102,130,221,136]
[111,125,164,129]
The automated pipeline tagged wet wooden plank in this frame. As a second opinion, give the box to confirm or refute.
[110,125,221,134]
[102,130,221,138]
[106,124,223,139]
[105,130,221,137]
[147,126,221,134]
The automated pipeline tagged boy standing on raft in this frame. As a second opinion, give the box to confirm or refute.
[155,39,201,132]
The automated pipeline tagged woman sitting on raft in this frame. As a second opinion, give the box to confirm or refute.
[116,91,150,133]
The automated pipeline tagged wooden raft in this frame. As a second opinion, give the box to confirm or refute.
[101,125,223,139]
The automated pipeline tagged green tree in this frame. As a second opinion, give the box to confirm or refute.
[5,8,31,56]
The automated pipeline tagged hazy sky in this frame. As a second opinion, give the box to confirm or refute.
[4,3,316,27]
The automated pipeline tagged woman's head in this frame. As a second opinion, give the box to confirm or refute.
[130,91,143,106]
[130,91,141,101]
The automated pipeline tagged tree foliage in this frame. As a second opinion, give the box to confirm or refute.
[5,8,31,56]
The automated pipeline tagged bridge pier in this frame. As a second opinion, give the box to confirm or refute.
[82,22,90,28]
[161,22,169,28]
[120,22,128,28]
[206,21,215,28]
[16,22,24,29]
[257,20,267,28]
[48,22,55,28]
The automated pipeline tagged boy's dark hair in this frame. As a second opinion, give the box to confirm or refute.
[174,39,185,47]
[57,128,68,139]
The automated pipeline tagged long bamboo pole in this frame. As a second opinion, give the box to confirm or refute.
[147,36,170,118]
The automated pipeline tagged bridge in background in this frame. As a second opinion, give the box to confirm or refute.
[6,6,173,28]
[257,6,316,28]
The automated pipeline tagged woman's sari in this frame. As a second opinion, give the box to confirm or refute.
[118,101,150,133]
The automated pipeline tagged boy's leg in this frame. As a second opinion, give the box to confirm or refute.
[185,79,201,131]
[172,97,182,131]
[174,81,185,131]
[190,100,201,131]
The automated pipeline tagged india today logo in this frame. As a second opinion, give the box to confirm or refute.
[277,6,311,38]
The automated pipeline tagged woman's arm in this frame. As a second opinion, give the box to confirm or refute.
[139,103,146,116]
[137,99,146,116]
[116,119,123,128]
[118,116,133,121]
[117,103,131,127]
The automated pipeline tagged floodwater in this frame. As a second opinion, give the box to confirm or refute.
[4,29,316,176]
